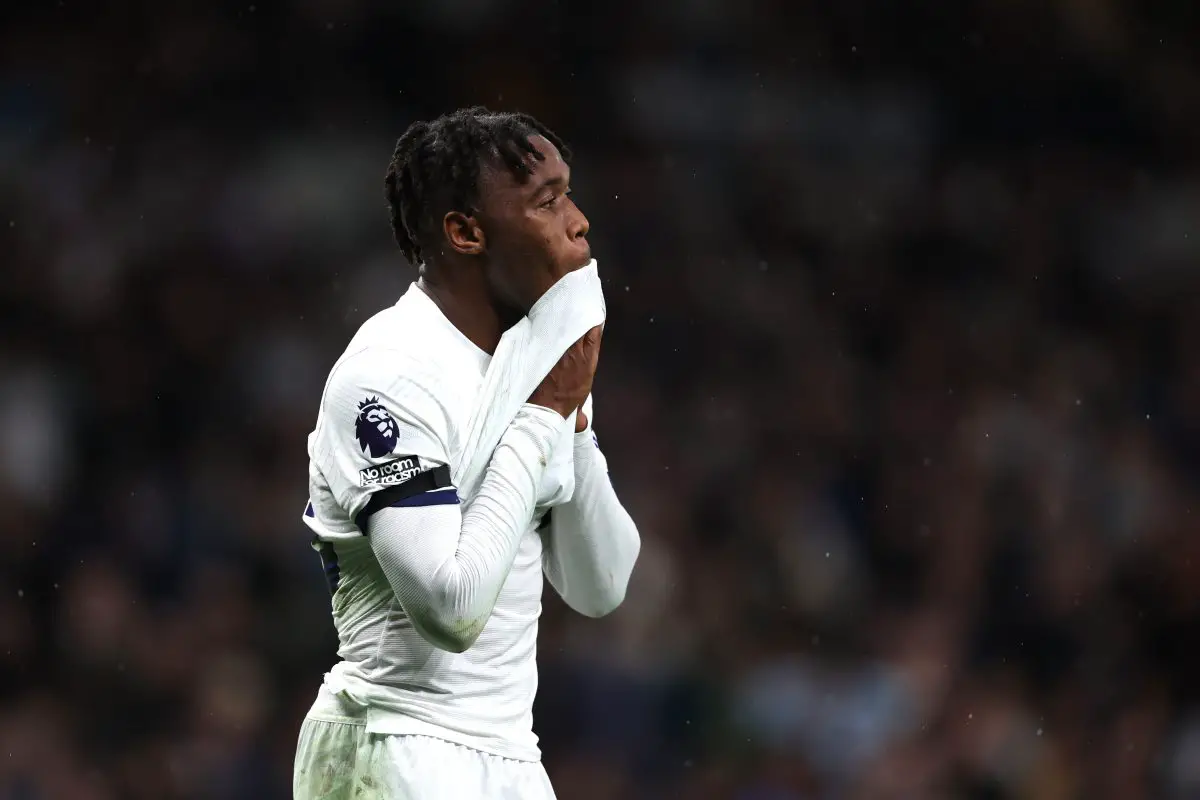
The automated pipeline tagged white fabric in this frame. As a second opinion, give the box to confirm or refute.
[300,263,609,762]
[294,686,556,800]
[367,405,569,653]
[455,259,606,503]
[541,429,641,618]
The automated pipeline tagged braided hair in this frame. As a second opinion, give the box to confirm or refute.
[384,107,571,267]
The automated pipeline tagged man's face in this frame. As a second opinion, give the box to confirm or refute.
[476,135,591,314]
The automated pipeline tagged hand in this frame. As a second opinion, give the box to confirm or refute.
[529,325,602,423]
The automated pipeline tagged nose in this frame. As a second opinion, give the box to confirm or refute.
[569,207,589,241]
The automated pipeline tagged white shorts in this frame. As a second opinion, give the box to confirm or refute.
[293,689,556,800]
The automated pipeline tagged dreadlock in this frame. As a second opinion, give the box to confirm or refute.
[383,106,571,267]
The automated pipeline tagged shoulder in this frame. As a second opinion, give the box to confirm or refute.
[309,345,455,501]
[323,296,458,410]
[309,289,468,463]
[321,347,449,447]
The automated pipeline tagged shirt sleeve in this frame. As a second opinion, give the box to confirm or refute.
[306,351,457,537]
[368,404,571,652]
[541,397,641,618]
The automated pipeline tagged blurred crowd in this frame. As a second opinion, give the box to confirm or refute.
[3,1,1199,798]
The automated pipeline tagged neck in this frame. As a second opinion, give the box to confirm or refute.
[417,264,506,355]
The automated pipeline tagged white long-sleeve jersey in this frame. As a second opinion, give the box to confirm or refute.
[301,282,640,761]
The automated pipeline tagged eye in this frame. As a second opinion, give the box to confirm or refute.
[540,188,572,209]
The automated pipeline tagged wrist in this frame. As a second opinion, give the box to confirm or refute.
[516,403,576,446]
[573,428,602,475]
[525,401,576,424]
[520,403,571,427]
[506,405,569,467]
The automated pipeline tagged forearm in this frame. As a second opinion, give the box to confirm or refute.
[369,405,567,652]
[544,432,641,617]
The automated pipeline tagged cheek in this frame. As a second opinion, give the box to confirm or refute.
[506,226,558,272]
[532,216,567,253]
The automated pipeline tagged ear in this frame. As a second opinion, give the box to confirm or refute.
[443,211,486,256]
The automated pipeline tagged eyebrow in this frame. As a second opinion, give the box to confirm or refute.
[529,172,569,195]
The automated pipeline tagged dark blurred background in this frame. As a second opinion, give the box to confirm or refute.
[3,1,1200,798]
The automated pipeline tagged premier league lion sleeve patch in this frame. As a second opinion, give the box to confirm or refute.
[355,396,400,458]
[352,396,440,487]
[309,355,459,531]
